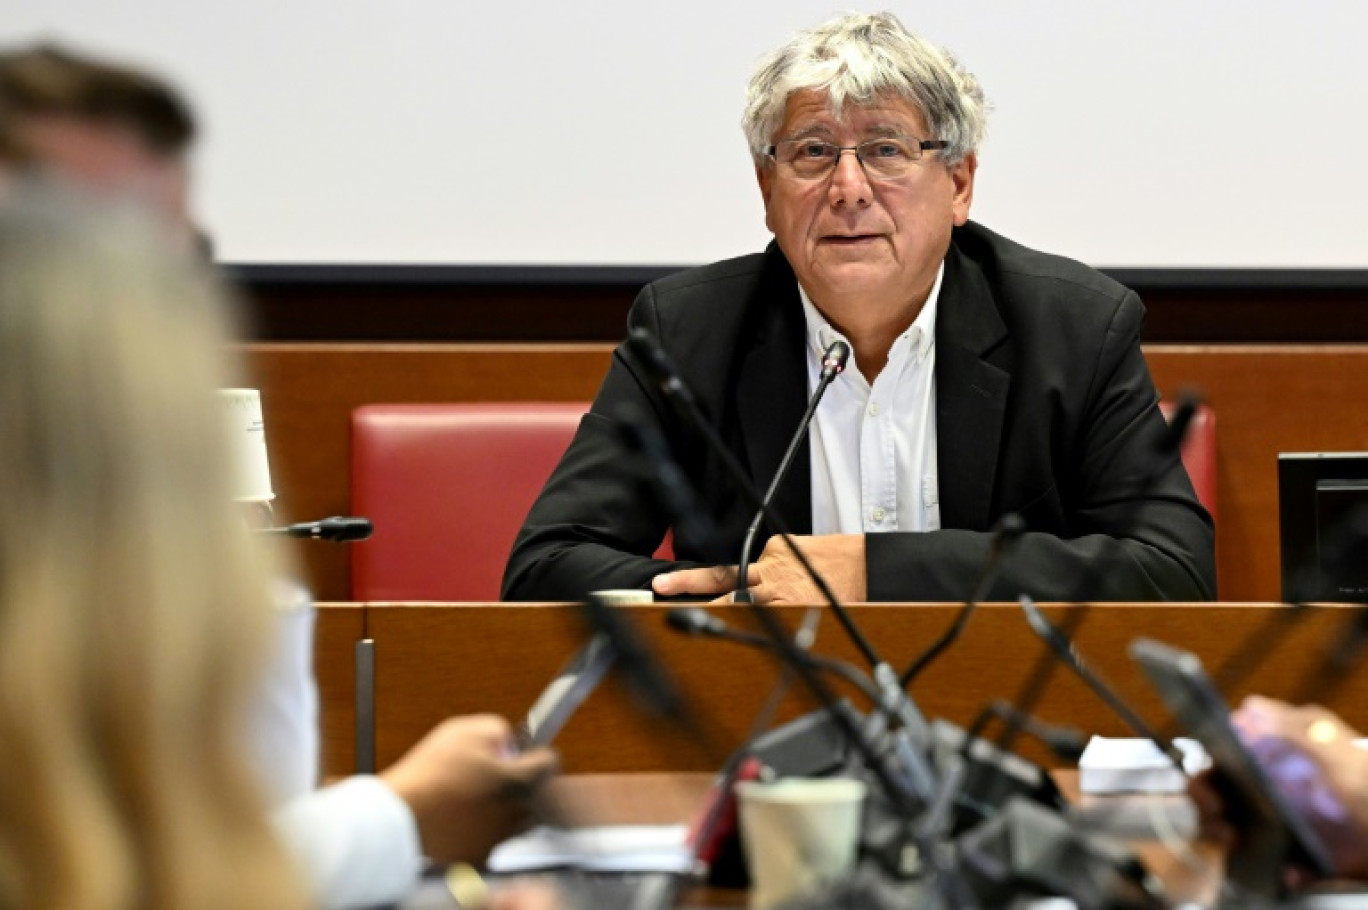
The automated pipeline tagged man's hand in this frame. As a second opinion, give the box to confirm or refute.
[746,534,866,603]
[651,534,867,604]
[380,714,558,865]
[651,563,738,599]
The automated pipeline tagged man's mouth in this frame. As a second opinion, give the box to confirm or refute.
[821,233,881,245]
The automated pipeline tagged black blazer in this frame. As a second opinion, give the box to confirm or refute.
[502,221,1216,602]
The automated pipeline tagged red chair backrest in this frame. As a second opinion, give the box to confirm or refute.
[1159,400,1218,523]
[351,402,589,601]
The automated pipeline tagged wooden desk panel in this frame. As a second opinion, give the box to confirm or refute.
[351,602,1367,778]
[314,603,365,777]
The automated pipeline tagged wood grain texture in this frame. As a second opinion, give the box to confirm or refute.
[1148,346,1368,603]
[326,601,1367,778]
[313,603,365,777]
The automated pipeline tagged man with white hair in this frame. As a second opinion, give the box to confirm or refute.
[505,12,1215,605]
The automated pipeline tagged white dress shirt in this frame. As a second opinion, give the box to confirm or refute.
[801,265,943,536]
[273,775,424,910]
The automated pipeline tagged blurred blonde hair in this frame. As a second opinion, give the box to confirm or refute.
[0,184,308,909]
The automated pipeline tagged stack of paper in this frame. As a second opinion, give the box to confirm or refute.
[486,824,694,874]
[1078,737,1210,794]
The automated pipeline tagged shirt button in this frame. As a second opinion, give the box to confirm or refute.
[872,507,886,522]
[869,403,881,417]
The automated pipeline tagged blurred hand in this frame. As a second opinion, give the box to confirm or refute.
[481,879,566,910]
[380,714,558,865]
[651,534,866,604]
[1190,696,1368,881]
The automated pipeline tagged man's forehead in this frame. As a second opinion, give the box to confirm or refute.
[777,90,929,137]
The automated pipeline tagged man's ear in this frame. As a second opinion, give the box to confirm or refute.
[949,152,977,227]
[756,163,775,234]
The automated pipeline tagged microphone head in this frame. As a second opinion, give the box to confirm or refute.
[319,516,374,542]
[994,512,1027,541]
[665,606,722,637]
[1042,727,1088,763]
[1159,391,1202,454]
[820,340,851,378]
[626,327,676,384]
[279,516,374,542]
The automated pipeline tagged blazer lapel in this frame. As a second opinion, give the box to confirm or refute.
[735,250,813,535]
[935,238,1011,531]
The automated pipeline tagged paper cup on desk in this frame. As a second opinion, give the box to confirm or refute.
[589,589,654,605]
[217,388,274,502]
[736,777,866,909]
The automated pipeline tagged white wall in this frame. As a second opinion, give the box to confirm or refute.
[7,1,1366,268]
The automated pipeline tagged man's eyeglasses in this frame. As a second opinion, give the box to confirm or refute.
[765,136,949,181]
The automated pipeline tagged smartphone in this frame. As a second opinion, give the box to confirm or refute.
[515,632,616,750]
[1128,637,1334,895]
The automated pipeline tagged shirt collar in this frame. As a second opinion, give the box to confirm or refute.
[798,262,944,369]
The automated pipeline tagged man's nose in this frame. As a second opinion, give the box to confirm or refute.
[827,149,873,208]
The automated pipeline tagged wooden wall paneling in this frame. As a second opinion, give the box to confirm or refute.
[313,602,366,779]
[1147,345,1368,603]
[346,602,1366,779]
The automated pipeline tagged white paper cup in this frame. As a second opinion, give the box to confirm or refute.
[589,589,654,605]
[217,388,274,502]
[736,777,866,908]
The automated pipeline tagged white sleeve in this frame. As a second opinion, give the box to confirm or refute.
[249,580,321,805]
[273,776,425,910]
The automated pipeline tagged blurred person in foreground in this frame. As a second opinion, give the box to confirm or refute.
[0,187,309,908]
[2,45,562,907]
[1191,696,1368,887]
[0,43,199,252]
[503,11,1214,605]
[0,185,559,908]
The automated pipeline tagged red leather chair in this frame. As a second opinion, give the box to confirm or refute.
[351,402,590,602]
[1160,400,1218,523]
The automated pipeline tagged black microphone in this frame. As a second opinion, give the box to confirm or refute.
[667,604,1067,842]
[939,394,1208,886]
[580,592,692,726]
[990,391,1209,760]
[666,607,881,705]
[624,327,939,808]
[257,516,374,542]
[612,392,924,817]
[623,327,880,670]
[963,698,1087,765]
[1159,391,1199,455]
[1018,595,1186,770]
[735,340,849,604]
[899,513,1026,687]
[614,411,727,562]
